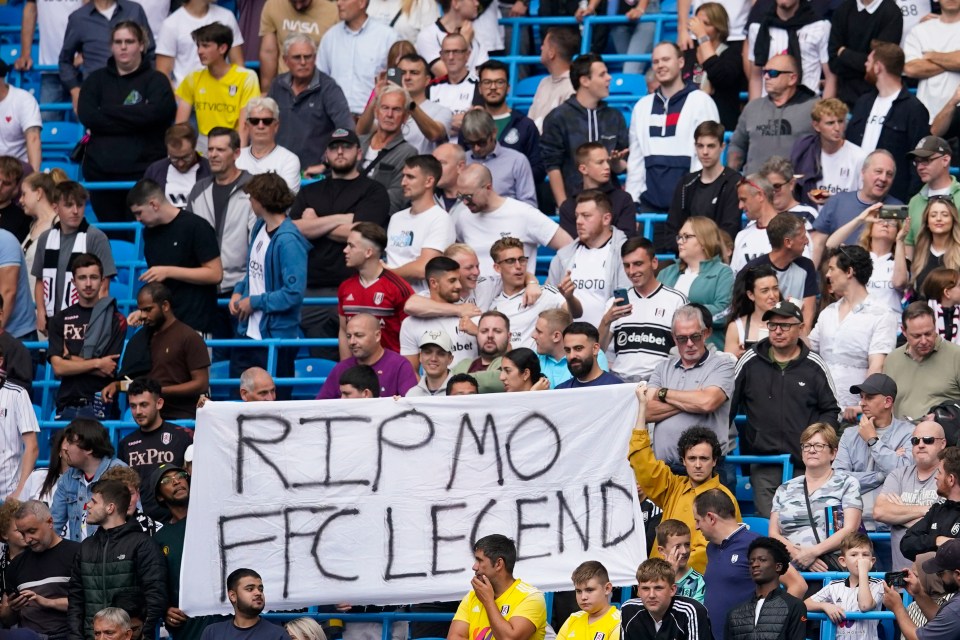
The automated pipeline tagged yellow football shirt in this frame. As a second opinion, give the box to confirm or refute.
[176,64,260,134]
[556,606,621,640]
[453,579,547,640]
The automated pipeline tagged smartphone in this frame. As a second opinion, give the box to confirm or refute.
[386,67,402,86]
[878,205,910,220]
[613,288,629,306]
[885,570,908,588]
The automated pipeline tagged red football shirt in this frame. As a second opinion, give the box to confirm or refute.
[337,270,414,353]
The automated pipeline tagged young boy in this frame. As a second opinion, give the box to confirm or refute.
[557,142,636,239]
[656,519,706,604]
[556,561,620,640]
[805,532,884,640]
[621,558,711,640]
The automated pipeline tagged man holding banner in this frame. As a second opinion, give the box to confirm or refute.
[448,535,547,640]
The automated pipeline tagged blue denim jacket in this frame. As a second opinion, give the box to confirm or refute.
[52,457,126,541]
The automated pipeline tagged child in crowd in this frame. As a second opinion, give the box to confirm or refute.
[656,519,706,603]
[556,561,620,640]
[805,532,884,640]
[922,266,960,344]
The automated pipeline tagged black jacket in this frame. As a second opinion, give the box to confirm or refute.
[621,595,712,640]
[725,589,806,640]
[683,41,747,131]
[900,499,960,561]
[77,57,176,176]
[67,518,168,640]
[731,338,841,465]
[666,166,742,251]
[827,0,903,108]
[846,88,930,202]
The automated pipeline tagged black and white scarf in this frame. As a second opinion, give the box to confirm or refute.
[41,218,89,318]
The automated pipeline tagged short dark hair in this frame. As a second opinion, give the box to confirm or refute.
[192,21,233,50]
[351,221,387,254]
[54,181,88,207]
[621,236,656,259]
[677,426,721,461]
[545,28,581,63]
[127,377,162,398]
[64,419,114,459]
[127,179,165,208]
[902,300,936,327]
[398,53,432,78]
[477,59,509,79]
[90,478,131,515]
[940,447,960,482]
[562,321,600,342]
[827,245,873,286]
[575,189,612,215]
[766,212,805,249]
[208,127,240,151]
[0,156,24,182]
[340,364,380,397]
[474,534,517,573]
[570,53,604,91]
[226,568,261,592]
[694,121,724,142]
[138,282,172,307]
[425,256,462,281]
[244,173,294,213]
[112,20,147,46]
[692,488,737,519]
[165,123,198,148]
[479,309,510,332]
[748,537,791,576]
[871,40,905,77]
[404,155,442,185]
[445,373,479,394]
[69,253,103,276]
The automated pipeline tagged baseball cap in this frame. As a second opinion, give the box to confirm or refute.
[922,538,960,573]
[761,300,803,323]
[153,463,189,499]
[850,373,898,399]
[907,136,951,159]
[419,329,454,353]
[328,128,360,147]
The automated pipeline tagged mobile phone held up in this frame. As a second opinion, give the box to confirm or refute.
[885,570,907,588]
[613,288,629,306]
[386,68,402,86]
[878,205,909,221]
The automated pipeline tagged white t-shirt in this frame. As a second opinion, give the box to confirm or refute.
[36,0,85,66]
[236,145,302,193]
[451,197,560,277]
[673,270,698,297]
[747,20,831,96]
[362,145,381,177]
[246,225,270,340]
[818,141,866,196]
[366,0,438,43]
[492,285,566,348]
[809,578,885,640]
[428,74,479,115]
[859,92,898,153]
[156,5,245,87]
[607,284,688,382]
[415,21,489,72]
[0,381,40,497]
[731,220,814,272]
[385,204,456,292]
[0,86,41,163]
[868,252,902,313]
[403,99,453,153]
[165,162,202,208]
[137,0,173,44]
[904,18,960,123]
[570,242,614,327]
[399,313,478,366]
[896,0,933,47]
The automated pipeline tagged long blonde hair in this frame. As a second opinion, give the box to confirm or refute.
[678,216,723,273]
[912,197,960,291]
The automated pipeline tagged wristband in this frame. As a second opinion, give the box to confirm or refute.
[698,34,710,45]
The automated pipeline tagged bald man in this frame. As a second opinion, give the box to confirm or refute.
[433,142,467,211]
[239,368,277,402]
[451,164,572,277]
[315,313,418,399]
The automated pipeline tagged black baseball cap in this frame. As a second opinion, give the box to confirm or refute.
[922,538,960,573]
[328,128,360,147]
[761,300,803,323]
[850,373,898,399]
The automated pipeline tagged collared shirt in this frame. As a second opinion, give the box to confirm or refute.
[467,143,537,207]
[316,17,399,113]
[886,336,960,419]
[855,0,883,13]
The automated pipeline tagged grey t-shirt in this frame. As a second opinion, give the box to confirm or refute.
[880,464,941,572]
[32,225,117,316]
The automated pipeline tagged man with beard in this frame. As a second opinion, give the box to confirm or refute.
[200,569,286,640]
[883,538,960,640]
[724,537,806,640]
[450,310,511,393]
[643,305,734,470]
[555,322,621,389]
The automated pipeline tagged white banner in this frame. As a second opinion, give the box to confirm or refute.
[181,387,646,615]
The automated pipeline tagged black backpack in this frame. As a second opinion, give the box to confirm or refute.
[928,402,960,447]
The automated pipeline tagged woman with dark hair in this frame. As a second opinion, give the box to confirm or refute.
[724,264,781,357]
[20,429,68,505]
[499,347,549,392]
[78,21,176,222]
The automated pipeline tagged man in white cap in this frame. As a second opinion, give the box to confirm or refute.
[406,330,455,397]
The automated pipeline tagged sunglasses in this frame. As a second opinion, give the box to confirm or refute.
[911,436,946,445]
[762,69,795,78]
[248,117,276,126]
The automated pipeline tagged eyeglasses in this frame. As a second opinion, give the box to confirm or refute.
[676,233,697,244]
[911,436,946,445]
[287,54,313,63]
[914,154,945,166]
[463,137,488,148]
[497,256,529,266]
[762,68,795,78]
[248,117,276,126]
[480,79,507,87]
[168,152,195,164]
[159,471,190,485]
[770,182,787,192]
[674,333,703,345]
[440,48,468,56]
[801,442,830,452]
[767,321,802,332]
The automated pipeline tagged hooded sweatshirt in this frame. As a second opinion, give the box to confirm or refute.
[729,86,817,174]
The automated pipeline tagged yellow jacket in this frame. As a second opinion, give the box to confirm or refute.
[628,428,741,573]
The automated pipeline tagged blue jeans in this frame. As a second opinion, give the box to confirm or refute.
[610,0,660,75]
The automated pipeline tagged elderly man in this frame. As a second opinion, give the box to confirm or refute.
[268,33,354,178]
[239,367,276,402]
[235,96,301,192]
[427,33,480,136]
[644,305,735,470]
[258,0,338,92]
[359,86,418,213]
[461,110,536,207]
[875,421,947,572]
[433,142,466,211]
[885,302,960,421]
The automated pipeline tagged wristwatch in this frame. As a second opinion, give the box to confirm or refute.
[867,436,879,447]
[658,388,668,402]
[697,34,710,45]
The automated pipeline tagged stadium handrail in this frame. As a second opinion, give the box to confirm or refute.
[726,454,794,484]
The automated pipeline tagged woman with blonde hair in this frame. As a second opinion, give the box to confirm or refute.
[900,196,960,298]
[657,216,734,349]
[285,617,327,640]
[19,169,66,300]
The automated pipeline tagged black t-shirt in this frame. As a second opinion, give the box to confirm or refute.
[0,331,33,393]
[289,176,390,288]
[4,539,80,637]
[47,302,126,409]
[118,421,193,518]
[143,210,220,333]
[0,204,31,244]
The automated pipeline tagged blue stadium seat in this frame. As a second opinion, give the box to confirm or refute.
[736,475,755,514]
[209,360,231,400]
[40,160,80,181]
[742,516,769,536]
[41,121,85,155]
[609,73,647,99]
[293,358,337,399]
[514,74,546,99]
[0,43,21,61]
[109,239,141,285]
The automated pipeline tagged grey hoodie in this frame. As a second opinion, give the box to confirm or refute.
[546,226,631,292]
[729,86,817,174]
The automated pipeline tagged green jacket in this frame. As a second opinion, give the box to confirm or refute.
[451,356,505,393]
[656,255,734,349]
[905,177,960,246]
